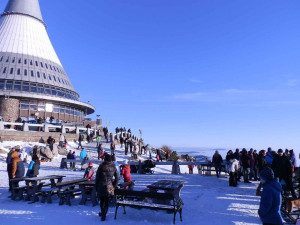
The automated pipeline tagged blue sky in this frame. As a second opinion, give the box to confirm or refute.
[1,0,299,150]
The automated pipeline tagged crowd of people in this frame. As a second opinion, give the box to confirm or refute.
[211,147,299,225]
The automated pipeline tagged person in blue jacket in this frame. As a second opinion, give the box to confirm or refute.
[80,148,87,160]
[26,155,40,177]
[258,167,283,225]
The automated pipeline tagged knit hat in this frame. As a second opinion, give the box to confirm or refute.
[88,162,93,166]
[104,154,112,162]
[259,167,274,181]
[123,159,129,165]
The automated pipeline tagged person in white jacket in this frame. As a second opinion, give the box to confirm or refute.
[59,133,65,147]
[19,149,28,164]
[229,159,239,187]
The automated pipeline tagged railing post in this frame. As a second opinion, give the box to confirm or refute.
[61,125,66,134]
[22,123,29,131]
[0,121,4,130]
[44,124,49,132]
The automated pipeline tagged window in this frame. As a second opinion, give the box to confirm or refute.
[53,67,56,72]
[0,80,4,90]
[53,76,56,82]
[14,81,21,91]
[58,89,63,97]
[24,59,27,64]
[22,82,29,92]
[24,69,27,76]
[37,71,40,78]
[49,74,52,80]
[12,58,15,63]
[45,86,51,94]
[49,65,52,70]
[30,84,37,93]
[51,88,57,96]
[20,102,29,110]
[43,73,46,79]
[58,77,61,83]
[30,60,33,66]
[35,61,38,67]
[0,56,3,62]
[31,70,34,77]
[2,67,6,74]
[45,63,48,69]
[6,81,13,90]
[6,57,9,62]
[38,84,44,93]
[10,68,14,74]
[61,79,65,84]
[17,68,21,75]
[40,62,43,68]
[18,58,21,64]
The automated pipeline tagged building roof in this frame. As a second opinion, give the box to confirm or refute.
[3,0,44,23]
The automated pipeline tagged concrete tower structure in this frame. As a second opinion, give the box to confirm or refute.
[0,0,95,122]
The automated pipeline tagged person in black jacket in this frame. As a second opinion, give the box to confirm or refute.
[256,150,268,196]
[6,147,15,191]
[272,149,297,199]
[212,151,223,178]
[95,154,119,221]
[233,149,240,160]
[241,149,251,183]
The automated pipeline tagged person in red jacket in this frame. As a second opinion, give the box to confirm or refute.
[121,160,131,183]
[188,165,195,174]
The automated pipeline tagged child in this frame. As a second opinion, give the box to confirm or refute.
[121,160,131,183]
[83,162,95,181]
[26,154,40,177]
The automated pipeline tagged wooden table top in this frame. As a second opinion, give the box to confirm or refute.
[147,180,184,191]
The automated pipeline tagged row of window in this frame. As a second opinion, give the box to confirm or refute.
[0,56,65,75]
[1,67,71,86]
[20,102,84,117]
[0,80,79,100]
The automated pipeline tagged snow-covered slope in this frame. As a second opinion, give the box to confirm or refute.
[0,141,263,225]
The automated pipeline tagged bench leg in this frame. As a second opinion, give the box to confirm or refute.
[59,195,65,205]
[173,211,177,224]
[66,194,71,206]
[114,205,119,219]
[11,190,17,201]
[41,193,46,203]
[179,208,182,221]
[47,193,53,204]
[123,206,127,214]
[17,189,24,201]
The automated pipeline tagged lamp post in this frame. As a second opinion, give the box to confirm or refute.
[96,115,100,126]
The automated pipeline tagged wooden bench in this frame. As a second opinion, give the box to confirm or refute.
[200,163,226,176]
[10,178,27,201]
[41,178,88,204]
[114,189,183,224]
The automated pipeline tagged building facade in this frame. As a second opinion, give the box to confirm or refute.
[0,0,95,123]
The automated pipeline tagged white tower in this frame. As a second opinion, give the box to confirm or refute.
[0,0,95,122]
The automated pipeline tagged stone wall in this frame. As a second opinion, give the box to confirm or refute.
[0,130,79,143]
[0,98,19,122]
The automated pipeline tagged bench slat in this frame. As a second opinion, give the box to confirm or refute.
[117,200,174,210]
[115,189,174,200]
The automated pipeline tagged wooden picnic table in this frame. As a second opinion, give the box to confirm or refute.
[24,175,66,202]
[78,180,97,206]
[147,180,184,203]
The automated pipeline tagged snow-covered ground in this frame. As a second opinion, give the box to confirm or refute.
[0,141,264,225]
